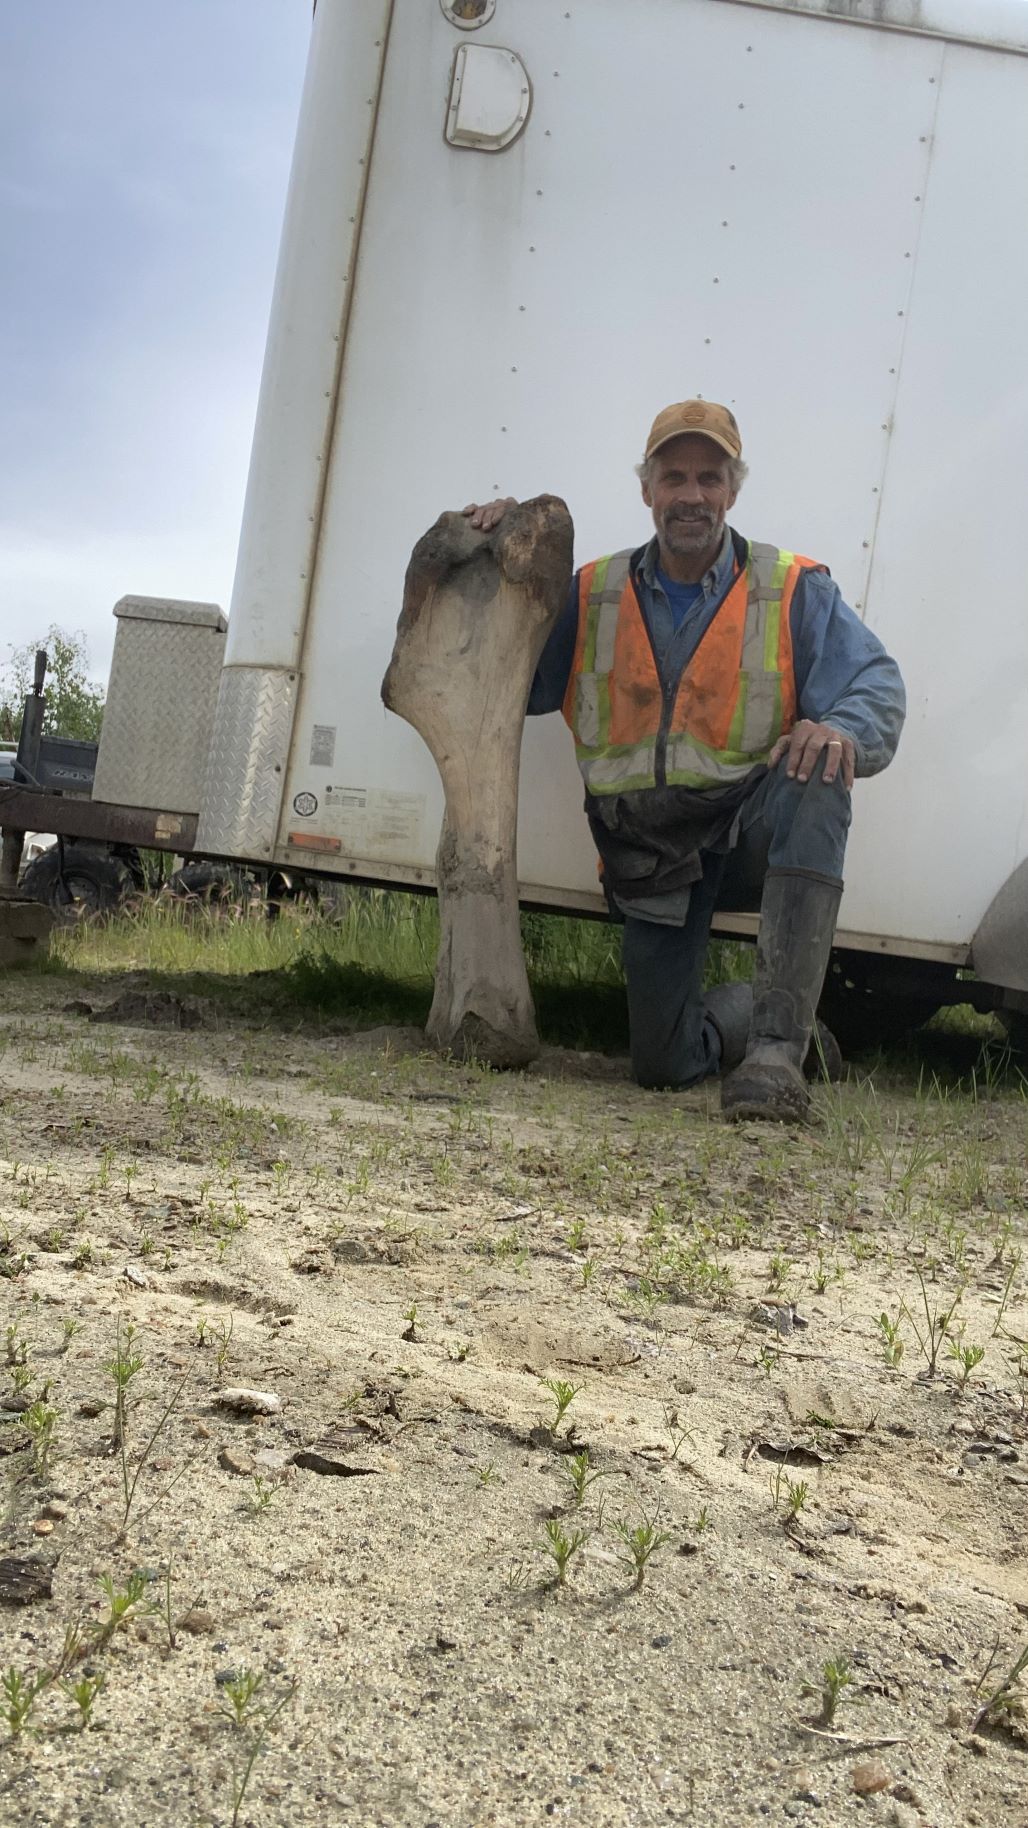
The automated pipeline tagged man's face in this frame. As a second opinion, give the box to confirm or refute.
[641,434,738,560]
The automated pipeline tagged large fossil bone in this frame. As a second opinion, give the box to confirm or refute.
[382,496,574,1067]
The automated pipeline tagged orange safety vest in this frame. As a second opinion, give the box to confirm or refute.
[561,541,822,795]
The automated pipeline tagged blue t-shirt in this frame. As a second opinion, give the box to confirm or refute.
[654,566,703,631]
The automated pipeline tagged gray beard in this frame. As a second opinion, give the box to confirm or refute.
[661,513,723,554]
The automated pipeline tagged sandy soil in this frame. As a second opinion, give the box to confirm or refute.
[0,970,1026,1828]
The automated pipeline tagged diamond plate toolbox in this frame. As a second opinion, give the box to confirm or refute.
[92,597,227,814]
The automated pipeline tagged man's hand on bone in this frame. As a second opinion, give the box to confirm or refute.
[462,498,518,532]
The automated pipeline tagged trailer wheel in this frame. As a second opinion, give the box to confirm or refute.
[19,843,136,921]
[264,869,341,919]
[164,862,259,908]
[818,953,937,1056]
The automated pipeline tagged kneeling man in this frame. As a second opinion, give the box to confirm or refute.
[466,399,905,1121]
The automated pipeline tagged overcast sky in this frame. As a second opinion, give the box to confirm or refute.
[1,1,311,686]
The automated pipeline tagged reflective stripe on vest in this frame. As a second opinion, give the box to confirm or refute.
[562,541,819,794]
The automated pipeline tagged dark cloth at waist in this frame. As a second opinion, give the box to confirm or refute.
[586,771,766,904]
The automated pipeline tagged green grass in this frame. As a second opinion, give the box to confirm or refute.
[48,889,435,982]
[36,888,1018,1076]
[41,891,753,1053]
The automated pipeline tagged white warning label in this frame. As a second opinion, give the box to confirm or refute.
[323,787,424,855]
[309,723,337,768]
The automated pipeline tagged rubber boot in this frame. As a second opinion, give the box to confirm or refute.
[703,983,752,1073]
[721,868,844,1122]
[704,981,843,1082]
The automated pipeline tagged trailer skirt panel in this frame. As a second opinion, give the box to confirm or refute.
[195,666,296,860]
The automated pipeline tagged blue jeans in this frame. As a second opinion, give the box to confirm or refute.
[622,765,851,1089]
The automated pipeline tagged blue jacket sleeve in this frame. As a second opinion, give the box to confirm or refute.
[527,574,580,716]
[790,570,906,777]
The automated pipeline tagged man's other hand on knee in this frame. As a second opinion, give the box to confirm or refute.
[769,721,855,789]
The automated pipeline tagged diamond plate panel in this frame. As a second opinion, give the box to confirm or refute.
[92,604,227,814]
[195,667,296,858]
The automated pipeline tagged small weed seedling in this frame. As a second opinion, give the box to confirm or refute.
[991,1250,1023,1339]
[94,1570,156,1648]
[540,1377,582,1438]
[769,1464,809,1522]
[902,1268,963,1377]
[537,1518,589,1588]
[971,1641,1028,1734]
[784,1478,809,1522]
[104,1321,198,1538]
[623,1277,669,1331]
[23,1400,58,1481]
[2,1665,53,1738]
[251,1475,276,1513]
[61,1672,105,1732]
[476,1462,500,1488]
[946,1334,986,1392]
[212,1312,234,1375]
[876,1309,905,1367]
[612,1512,671,1591]
[106,1317,144,1449]
[219,1668,265,1729]
[662,1401,695,1463]
[216,1668,298,1828]
[563,1449,616,1510]
[811,1655,856,1727]
[767,1252,792,1293]
[5,1324,28,1368]
[804,1410,840,1433]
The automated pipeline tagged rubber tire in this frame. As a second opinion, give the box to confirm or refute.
[164,861,258,908]
[19,843,135,921]
[818,953,936,1056]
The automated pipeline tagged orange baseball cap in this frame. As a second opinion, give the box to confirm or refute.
[644,399,742,462]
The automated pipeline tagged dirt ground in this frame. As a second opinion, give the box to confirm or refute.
[1,968,1026,1828]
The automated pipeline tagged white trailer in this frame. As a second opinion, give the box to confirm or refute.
[4,0,1027,1040]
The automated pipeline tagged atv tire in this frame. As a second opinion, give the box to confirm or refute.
[19,843,136,921]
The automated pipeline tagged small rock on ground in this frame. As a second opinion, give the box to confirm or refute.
[218,1446,256,1477]
[0,1554,56,1604]
[852,1758,893,1795]
[216,1387,282,1416]
[177,1608,215,1636]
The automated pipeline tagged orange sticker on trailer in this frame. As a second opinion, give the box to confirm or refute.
[287,832,342,852]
